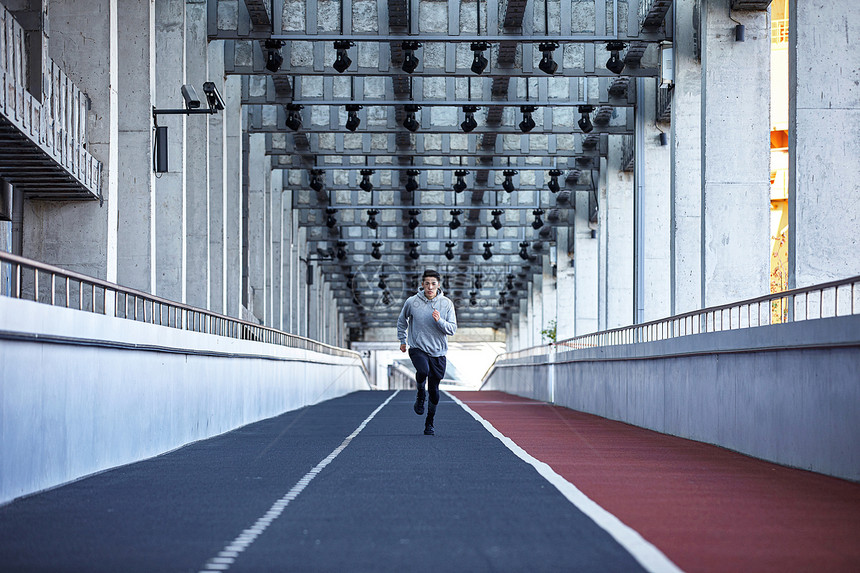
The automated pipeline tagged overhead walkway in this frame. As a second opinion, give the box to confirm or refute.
[1,390,858,572]
[1,253,859,571]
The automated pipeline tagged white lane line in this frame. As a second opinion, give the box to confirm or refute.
[445,391,685,573]
[198,391,399,573]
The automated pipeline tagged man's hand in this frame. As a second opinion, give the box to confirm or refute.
[432,309,441,321]
[400,343,407,353]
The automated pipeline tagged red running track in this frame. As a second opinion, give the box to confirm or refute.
[452,391,860,573]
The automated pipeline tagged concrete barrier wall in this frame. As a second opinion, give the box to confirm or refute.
[0,297,371,505]
[483,315,860,481]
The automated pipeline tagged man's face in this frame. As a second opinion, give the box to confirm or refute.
[422,277,439,298]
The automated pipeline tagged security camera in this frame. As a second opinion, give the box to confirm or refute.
[202,82,225,111]
[181,84,200,109]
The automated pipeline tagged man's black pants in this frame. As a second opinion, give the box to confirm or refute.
[408,347,447,406]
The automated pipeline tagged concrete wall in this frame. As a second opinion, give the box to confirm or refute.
[482,315,860,481]
[0,295,371,505]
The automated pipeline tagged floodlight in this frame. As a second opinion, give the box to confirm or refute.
[265,40,285,73]
[538,42,559,75]
[453,170,469,193]
[577,105,594,134]
[309,170,324,192]
[470,42,490,74]
[285,103,303,131]
[408,209,421,230]
[401,41,421,73]
[502,170,517,193]
[482,242,493,260]
[519,241,530,260]
[519,106,537,133]
[403,104,421,132]
[405,169,420,192]
[449,209,463,230]
[605,42,626,74]
[333,40,354,73]
[491,209,503,230]
[461,106,478,133]
[359,169,374,192]
[345,104,362,131]
[366,209,379,230]
[547,169,562,193]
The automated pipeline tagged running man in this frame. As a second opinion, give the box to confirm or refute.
[397,269,458,435]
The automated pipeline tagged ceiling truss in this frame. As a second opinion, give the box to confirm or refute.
[209,0,670,330]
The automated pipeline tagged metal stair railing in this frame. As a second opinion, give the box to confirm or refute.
[499,275,860,362]
[0,251,363,362]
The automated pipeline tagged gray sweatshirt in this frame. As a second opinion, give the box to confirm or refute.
[396,288,458,357]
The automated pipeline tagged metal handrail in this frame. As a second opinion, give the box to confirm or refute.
[0,251,363,363]
[501,275,860,361]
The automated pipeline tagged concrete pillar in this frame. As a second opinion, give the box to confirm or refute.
[789,1,860,286]
[270,171,283,329]
[700,0,770,305]
[311,263,323,340]
[518,299,528,349]
[114,0,156,292]
[224,75,243,318]
[154,0,185,303]
[531,273,543,345]
[247,133,268,323]
[281,191,294,331]
[329,284,339,345]
[574,186,599,334]
[641,78,672,321]
[289,206,301,333]
[600,142,635,329]
[506,319,516,352]
[0,178,9,254]
[207,39,227,314]
[306,247,321,340]
[555,227,576,340]
[671,0,703,314]
[32,0,118,281]
[541,253,557,341]
[320,281,328,343]
[184,0,209,308]
[297,226,308,337]
[322,281,333,343]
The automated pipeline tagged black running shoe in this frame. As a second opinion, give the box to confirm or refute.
[414,394,425,415]
[424,424,435,436]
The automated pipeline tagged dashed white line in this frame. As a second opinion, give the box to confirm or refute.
[445,391,685,573]
[198,391,399,573]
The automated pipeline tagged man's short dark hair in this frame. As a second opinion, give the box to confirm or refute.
[422,269,441,282]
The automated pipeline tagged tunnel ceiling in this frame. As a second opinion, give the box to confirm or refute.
[209,0,671,331]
